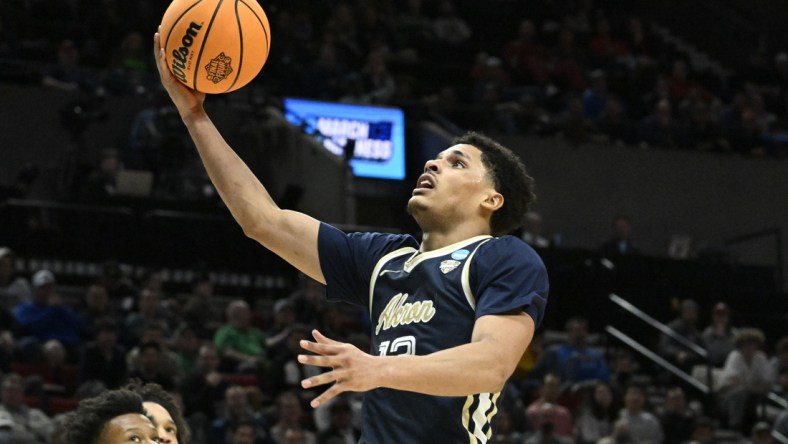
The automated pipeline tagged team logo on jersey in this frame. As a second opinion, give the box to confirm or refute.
[376,293,436,334]
[439,259,461,274]
[451,249,470,260]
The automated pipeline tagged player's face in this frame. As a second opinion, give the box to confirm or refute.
[144,401,179,444]
[408,144,498,229]
[97,413,160,444]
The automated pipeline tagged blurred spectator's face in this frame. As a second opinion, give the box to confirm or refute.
[567,321,588,345]
[1,379,24,409]
[624,387,645,411]
[0,256,12,281]
[139,290,159,315]
[712,309,729,325]
[35,283,55,303]
[141,348,161,373]
[176,328,199,354]
[97,328,118,349]
[594,385,612,408]
[542,375,561,402]
[193,281,213,298]
[692,425,714,444]
[86,285,109,312]
[283,428,307,444]
[44,340,66,366]
[232,425,256,444]
[230,305,251,328]
[741,341,759,360]
[681,305,698,323]
[665,389,685,412]
[146,272,164,292]
[143,329,165,346]
[197,346,219,373]
[519,21,535,39]
[275,307,295,326]
[614,218,631,240]
[278,394,302,422]
[226,387,248,414]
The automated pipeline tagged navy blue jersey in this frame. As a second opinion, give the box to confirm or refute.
[317,223,549,444]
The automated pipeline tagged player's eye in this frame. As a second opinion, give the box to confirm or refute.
[452,160,465,168]
[166,426,177,434]
[129,436,141,443]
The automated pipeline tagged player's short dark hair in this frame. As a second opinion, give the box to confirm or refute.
[453,132,535,236]
[64,389,146,444]
[124,379,190,444]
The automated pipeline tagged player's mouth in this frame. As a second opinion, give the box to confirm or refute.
[412,174,436,195]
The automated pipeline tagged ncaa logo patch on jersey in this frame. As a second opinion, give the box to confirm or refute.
[451,249,470,260]
[439,259,461,274]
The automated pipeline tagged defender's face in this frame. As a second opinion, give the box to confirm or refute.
[408,144,496,225]
[98,413,159,444]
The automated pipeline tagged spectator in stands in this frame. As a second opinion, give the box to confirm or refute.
[659,387,696,444]
[267,324,321,401]
[127,341,177,391]
[618,384,663,444]
[600,215,639,257]
[266,300,297,359]
[559,95,596,146]
[210,385,273,444]
[182,274,221,340]
[13,269,87,360]
[525,374,573,439]
[80,148,122,201]
[638,98,684,149]
[172,323,201,377]
[126,321,182,383]
[431,1,471,46]
[36,339,77,396]
[597,96,636,146]
[79,317,127,391]
[687,416,716,444]
[503,20,546,84]
[597,419,634,444]
[659,298,703,371]
[101,261,137,315]
[718,328,773,433]
[583,70,609,120]
[489,407,523,444]
[589,17,629,66]
[533,317,610,385]
[574,382,617,444]
[520,212,551,249]
[180,344,230,421]
[0,247,31,310]
[78,281,114,332]
[317,400,360,444]
[702,302,738,368]
[0,373,55,443]
[289,274,327,333]
[750,421,773,444]
[686,102,729,152]
[271,390,316,444]
[229,420,258,444]
[214,300,269,374]
[124,288,170,346]
[770,336,788,388]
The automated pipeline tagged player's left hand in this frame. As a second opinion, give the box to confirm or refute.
[298,329,380,408]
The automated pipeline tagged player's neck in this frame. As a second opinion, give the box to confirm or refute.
[420,224,492,252]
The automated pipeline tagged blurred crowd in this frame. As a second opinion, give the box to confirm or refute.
[3,0,788,163]
[1,243,788,443]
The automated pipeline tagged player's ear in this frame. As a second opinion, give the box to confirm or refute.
[480,191,504,213]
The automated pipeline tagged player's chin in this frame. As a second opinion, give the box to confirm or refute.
[406,196,428,215]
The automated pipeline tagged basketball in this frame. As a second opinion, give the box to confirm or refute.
[159,0,271,94]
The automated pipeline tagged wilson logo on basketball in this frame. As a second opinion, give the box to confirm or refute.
[171,21,203,83]
[205,52,233,84]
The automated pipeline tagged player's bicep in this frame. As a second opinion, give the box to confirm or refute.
[471,311,535,376]
[254,209,325,284]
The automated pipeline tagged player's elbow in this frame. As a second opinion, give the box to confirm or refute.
[483,362,514,393]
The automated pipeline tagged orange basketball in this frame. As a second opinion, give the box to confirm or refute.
[159,0,270,94]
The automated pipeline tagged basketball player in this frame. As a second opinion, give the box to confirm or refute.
[153,32,548,443]
[64,389,160,444]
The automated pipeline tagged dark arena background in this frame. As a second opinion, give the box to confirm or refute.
[1,0,787,443]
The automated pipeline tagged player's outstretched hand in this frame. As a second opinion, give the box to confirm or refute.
[298,329,381,408]
[153,30,205,118]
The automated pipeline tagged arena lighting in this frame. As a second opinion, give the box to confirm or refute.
[284,98,406,180]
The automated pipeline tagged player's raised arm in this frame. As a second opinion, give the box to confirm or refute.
[153,32,324,283]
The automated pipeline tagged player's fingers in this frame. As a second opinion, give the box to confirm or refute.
[299,339,341,355]
[300,369,341,389]
[312,329,343,345]
[309,383,345,408]
[297,353,339,368]
[153,32,169,77]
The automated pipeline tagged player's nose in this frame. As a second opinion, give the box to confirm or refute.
[424,159,440,173]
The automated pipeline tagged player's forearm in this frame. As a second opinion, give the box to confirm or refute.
[182,111,280,235]
[378,340,514,396]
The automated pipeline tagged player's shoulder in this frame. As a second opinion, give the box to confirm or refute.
[347,230,419,250]
[475,234,545,266]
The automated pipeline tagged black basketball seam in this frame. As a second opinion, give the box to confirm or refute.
[193,0,225,91]
[239,0,269,53]
[223,0,244,93]
[163,0,205,68]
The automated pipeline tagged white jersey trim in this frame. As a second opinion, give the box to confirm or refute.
[461,239,492,310]
[368,247,418,314]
